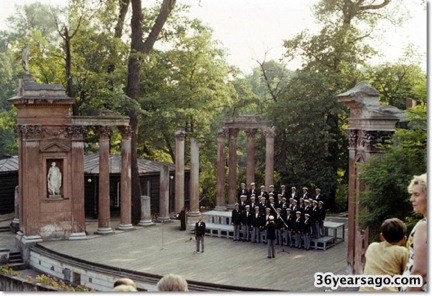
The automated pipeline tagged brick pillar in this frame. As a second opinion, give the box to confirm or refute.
[95,126,113,234]
[215,128,227,210]
[227,128,239,209]
[117,126,133,230]
[264,127,275,189]
[174,130,186,213]
[159,165,170,221]
[245,128,257,187]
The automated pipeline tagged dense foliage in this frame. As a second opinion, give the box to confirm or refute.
[358,104,427,238]
[0,0,426,216]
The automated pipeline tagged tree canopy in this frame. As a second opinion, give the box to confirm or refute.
[358,104,427,239]
[0,0,426,217]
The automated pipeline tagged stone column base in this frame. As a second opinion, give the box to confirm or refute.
[10,219,19,233]
[116,224,135,231]
[94,227,113,235]
[15,232,43,263]
[20,235,43,244]
[227,203,235,210]
[214,206,227,211]
[158,217,171,222]
[69,232,87,240]
[187,211,201,217]
[138,220,155,226]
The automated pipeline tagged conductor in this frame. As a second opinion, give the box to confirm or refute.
[195,215,206,253]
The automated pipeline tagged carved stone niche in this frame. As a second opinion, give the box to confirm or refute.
[46,159,64,199]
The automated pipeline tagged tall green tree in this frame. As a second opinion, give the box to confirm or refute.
[364,62,427,109]
[267,71,343,200]
[0,51,18,110]
[0,109,17,158]
[273,0,398,209]
[125,0,176,224]
[358,104,427,238]
[137,19,236,204]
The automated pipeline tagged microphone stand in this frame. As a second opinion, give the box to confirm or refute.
[270,203,289,254]
[161,219,167,250]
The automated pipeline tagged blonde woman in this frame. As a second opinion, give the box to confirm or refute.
[157,274,188,291]
[401,173,427,291]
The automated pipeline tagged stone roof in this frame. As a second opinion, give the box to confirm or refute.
[336,81,380,99]
[0,155,180,174]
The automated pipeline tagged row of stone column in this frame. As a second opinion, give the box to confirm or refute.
[173,131,200,220]
[97,127,201,231]
[216,127,275,209]
[95,125,133,234]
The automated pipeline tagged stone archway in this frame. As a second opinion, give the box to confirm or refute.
[215,115,274,210]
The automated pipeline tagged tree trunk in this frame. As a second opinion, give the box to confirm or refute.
[62,26,77,115]
[126,0,176,224]
[114,0,131,39]
[107,0,131,89]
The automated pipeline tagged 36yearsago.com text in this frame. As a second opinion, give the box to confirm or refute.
[314,272,423,290]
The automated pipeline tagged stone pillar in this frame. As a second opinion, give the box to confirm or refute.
[117,126,133,230]
[227,128,239,209]
[138,195,154,226]
[159,165,170,221]
[346,129,358,273]
[245,128,257,187]
[11,186,19,232]
[95,126,113,234]
[69,126,87,240]
[189,137,200,217]
[215,128,227,211]
[17,127,24,235]
[264,127,275,189]
[19,126,43,242]
[174,130,186,213]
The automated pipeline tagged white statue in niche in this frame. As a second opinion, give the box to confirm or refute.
[47,161,62,196]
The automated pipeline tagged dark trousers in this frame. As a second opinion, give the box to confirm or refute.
[242,225,250,241]
[196,235,204,252]
[251,227,260,243]
[234,224,241,240]
[267,239,275,257]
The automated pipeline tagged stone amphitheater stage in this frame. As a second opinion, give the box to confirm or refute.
[32,214,350,292]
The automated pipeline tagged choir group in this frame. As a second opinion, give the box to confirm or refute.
[232,183,327,250]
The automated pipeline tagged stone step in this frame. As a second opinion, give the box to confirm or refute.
[8,252,25,269]
[8,255,24,264]
[0,226,10,232]
[8,262,28,270]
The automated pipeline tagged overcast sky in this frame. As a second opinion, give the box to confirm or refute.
[0,0,427,73]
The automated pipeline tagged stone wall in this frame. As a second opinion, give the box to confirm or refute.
[0,274,56,292]
[29,249,156,291]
